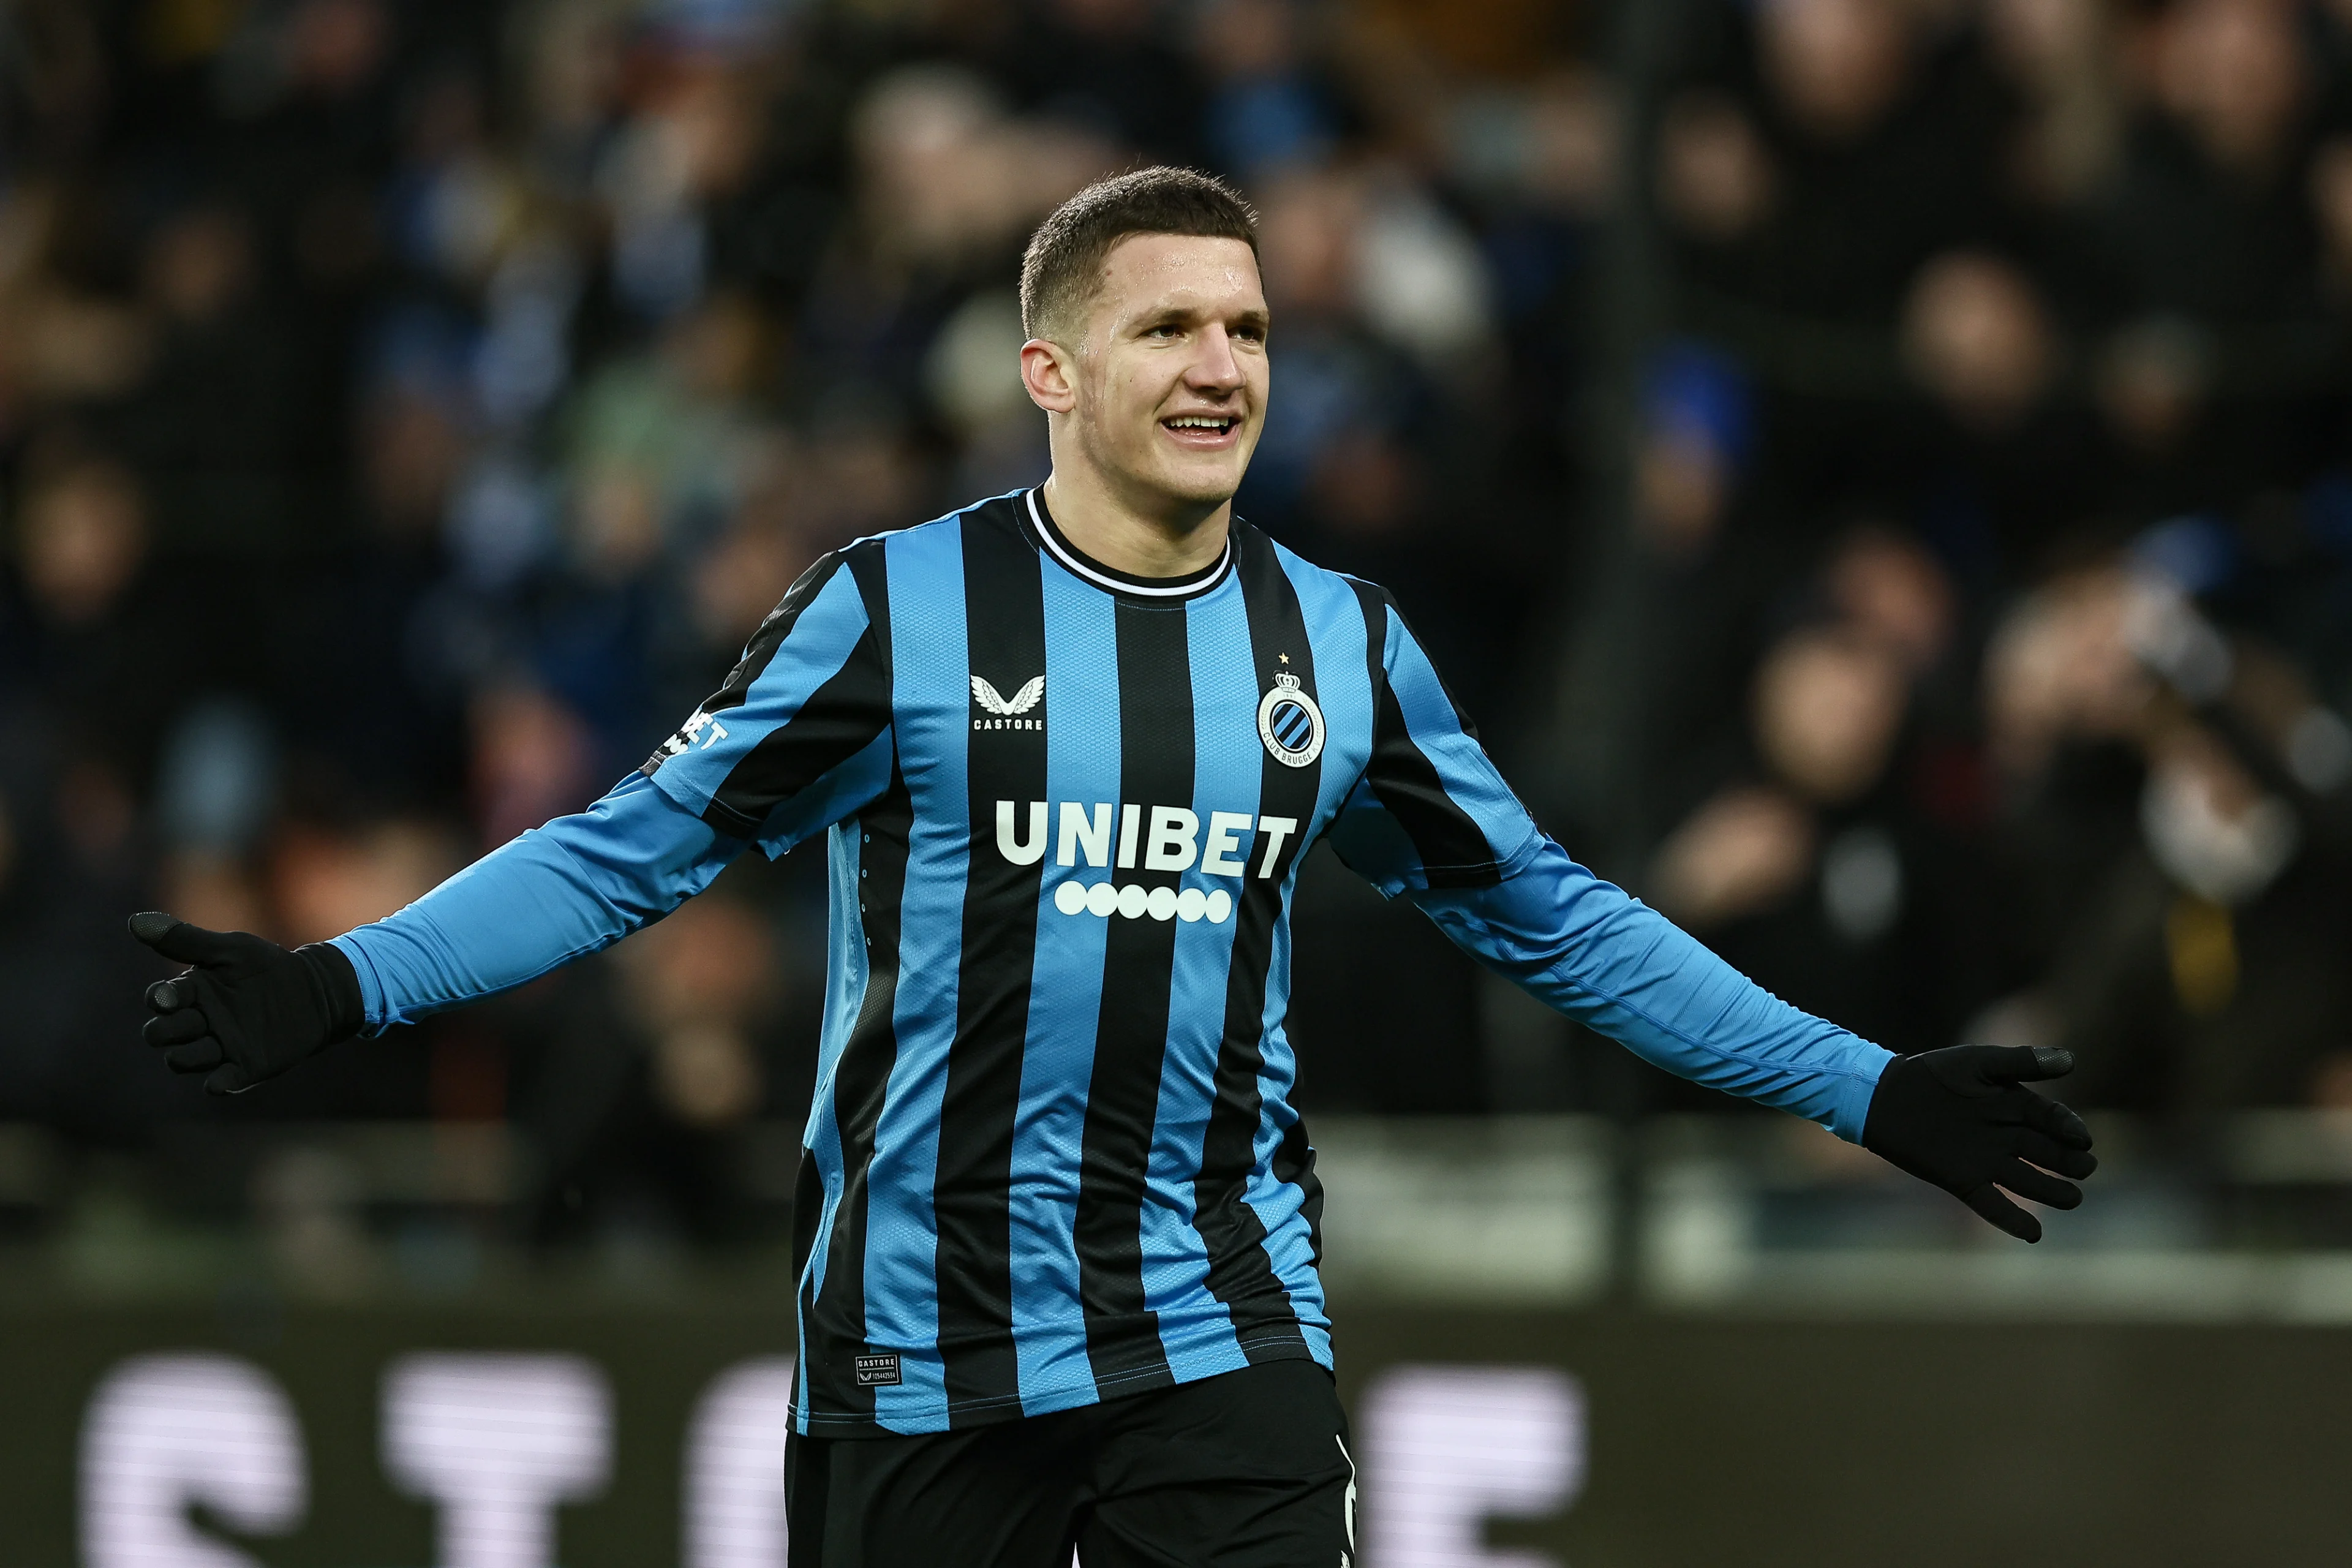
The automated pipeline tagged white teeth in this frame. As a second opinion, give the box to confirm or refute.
[1166,417,1231,429]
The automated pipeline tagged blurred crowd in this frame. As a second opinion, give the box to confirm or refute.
[0,0,2348,1254]
[0,0,1592,1244]
[1619,0,2352,1121]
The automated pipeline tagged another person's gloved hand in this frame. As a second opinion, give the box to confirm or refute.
[129,912,364,1095]
[1862,1044,2097,1242]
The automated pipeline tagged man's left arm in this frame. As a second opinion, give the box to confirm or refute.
[1325,585,2095,1240]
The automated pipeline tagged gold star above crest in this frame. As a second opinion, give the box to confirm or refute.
[1278,653,1291,665]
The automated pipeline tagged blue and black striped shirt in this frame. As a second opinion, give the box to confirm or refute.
[335,488,1893,1436]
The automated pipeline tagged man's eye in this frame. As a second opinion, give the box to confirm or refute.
[1147,324,1182,338]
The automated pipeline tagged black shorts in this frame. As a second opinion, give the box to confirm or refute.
[785,1359,1356,1567]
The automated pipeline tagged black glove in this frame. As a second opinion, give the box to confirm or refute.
[130,912,364,1095]
[1862,1044,2097,1242]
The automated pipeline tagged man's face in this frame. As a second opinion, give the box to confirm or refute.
[1055,233,1270,512]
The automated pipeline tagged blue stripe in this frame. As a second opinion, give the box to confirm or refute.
[809,814,873,1144]
[1129,579,1259,1382]
[1009,558,1117,1413]
[648,564,871,823]
[865,519,970,1432]
[796,820,862,1429]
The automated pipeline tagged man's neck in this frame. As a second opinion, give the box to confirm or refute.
[1039,467,1231,581]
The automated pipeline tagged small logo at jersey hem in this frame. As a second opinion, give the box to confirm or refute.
[853,1352,902,1387]
[973,674,1044,731]
[1257,673,1325,767]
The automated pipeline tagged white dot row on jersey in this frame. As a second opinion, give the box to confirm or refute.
[1051,880,1235,924]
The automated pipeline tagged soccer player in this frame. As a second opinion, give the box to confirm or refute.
[132,168,2095,1567]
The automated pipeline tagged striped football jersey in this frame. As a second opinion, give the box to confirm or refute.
[338,484,1888,1438]
[643,488,1545,1434]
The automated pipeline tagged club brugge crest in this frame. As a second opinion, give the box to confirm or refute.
[1257,673,1325,768]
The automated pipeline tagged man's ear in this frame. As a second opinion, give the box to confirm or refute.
[1022,337,1078,415]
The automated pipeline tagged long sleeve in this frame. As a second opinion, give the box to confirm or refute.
[331,543,899,1031]
[1412,842,1891,1139]
[330,772,743,1029]
[1325,584,1891,1140]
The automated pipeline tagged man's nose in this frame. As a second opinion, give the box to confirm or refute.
[1186,325,1245,391]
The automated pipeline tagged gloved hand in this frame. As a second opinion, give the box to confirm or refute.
[1862,1044,2097,1242]
[130,912,364,1095]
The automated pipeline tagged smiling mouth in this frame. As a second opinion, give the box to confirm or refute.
[1161,414,1240,441]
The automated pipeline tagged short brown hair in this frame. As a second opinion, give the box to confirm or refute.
[1019,167,1259,342]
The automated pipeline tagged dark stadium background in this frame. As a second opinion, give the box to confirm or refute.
[4,0,2352,1562]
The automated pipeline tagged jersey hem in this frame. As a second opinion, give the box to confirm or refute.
[791,1333,1332,1438]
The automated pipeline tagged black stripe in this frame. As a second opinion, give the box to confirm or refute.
[644,550,846,774]
[1190,526,1321,1359]
[790,1147,824,1414]
[1074,595,1195,1393]
[840,545,894,671]
[695,548,894,837]
[1348,581,1504,887]
[933,503,1047,1419]
[1272,1117,1323,1269]
[791,1150,824,1284]
[801,763,913,1428]
[699,635,890,837]
[703,552,846,703]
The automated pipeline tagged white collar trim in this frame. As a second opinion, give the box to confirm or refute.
[1026,489,1232,599]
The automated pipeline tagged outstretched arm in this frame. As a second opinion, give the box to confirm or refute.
[329,772,739,1029]
[135,545,897,1093]
[1413,848,2095,1240]
[134,774,742,1091]
[1325,580,2095,1240]
[1411,839,1890,1137]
